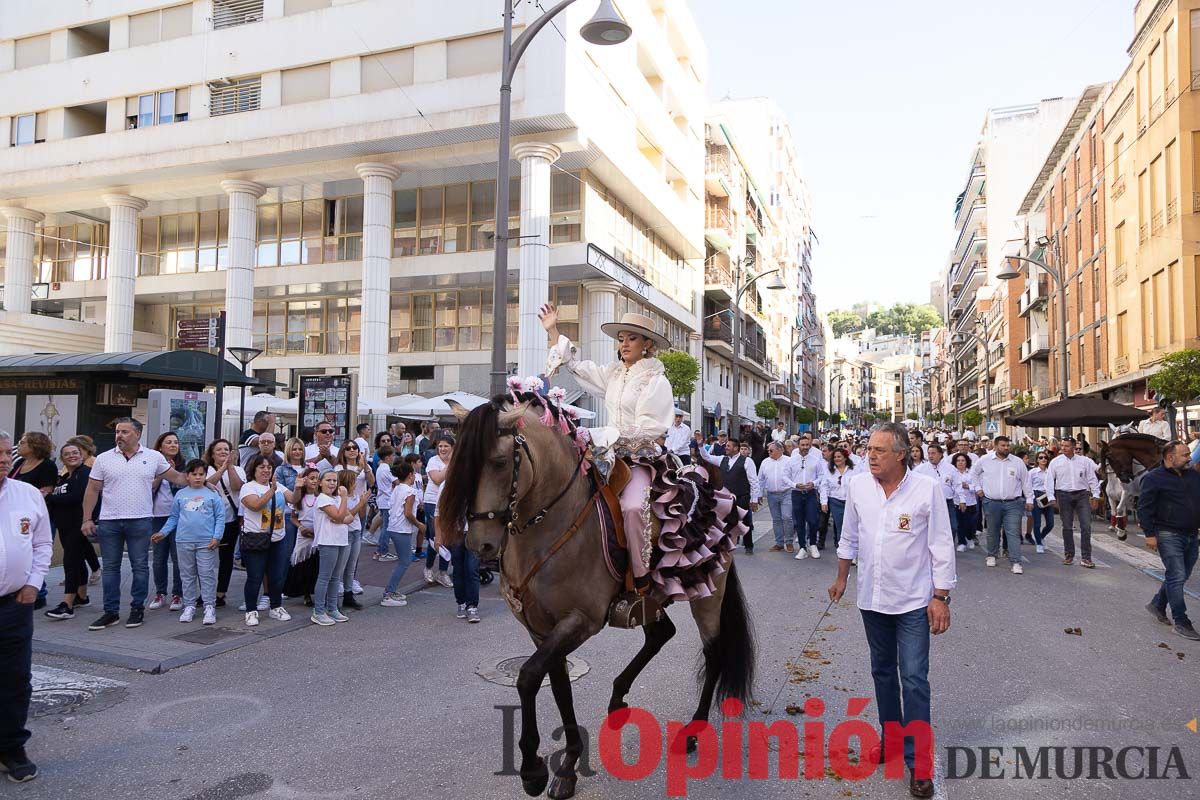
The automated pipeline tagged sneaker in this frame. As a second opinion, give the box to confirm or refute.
[169,595,183,611]
[257,596,269,611]
[245,610,259,627]
[215,596,227,608]
[362,533,379,546]
[1035,545,1046,554]
[148,593,165,610]
[467,606,481,623]
[794,548,808,560]
[378,553,398,562]
[329,609,350,623]
[268,606,291,621]
[955,544,966,553]
[1174,623,1200,641]
[1080,559,1095,569]
[343,591,364,610]
[967,541,976,550]
[0,747,38,783]
[985,556,997,568]
[423,567,435,584]
[202,606,217,625]
[310,612,336,626]
[456,603,468,619]
[73,595,90,607]
[125,609,145,628]
[1146,602,1170,626]
[436,572,453,588]
[351,580,364,595]
[412,552,423,562]
[1011,563,1023,575]
[179,606,196,623]
[381,593,408,607]
[808,545,820,559]
[44,602,74,620]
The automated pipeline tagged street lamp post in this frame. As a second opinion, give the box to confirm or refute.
[789,328,823,429]
[728,254,785,430]
[489,0,632,395]
[953,315,993,430]
[227,345,262,443]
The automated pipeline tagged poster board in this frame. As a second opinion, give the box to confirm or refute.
[298,374,355,444]
[23,394,79,461]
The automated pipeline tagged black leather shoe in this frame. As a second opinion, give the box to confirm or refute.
[343,591,364,610]
[909,770,934,798]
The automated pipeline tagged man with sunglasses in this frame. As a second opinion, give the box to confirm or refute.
[304,424,340,472]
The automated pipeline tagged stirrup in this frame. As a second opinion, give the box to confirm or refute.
[608,590,663,629]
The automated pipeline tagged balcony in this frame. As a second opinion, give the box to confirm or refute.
[703,313,777,379]
[704,205,734,252]
[1111,176,1126,200]
[1167,198,1179,224]
[1152,210,1164,234]
[704,256,734,301]
[1017,273,1049,317]
[1193,192,1200,214]
[1019,333,1050,362]
[705,149,733,197]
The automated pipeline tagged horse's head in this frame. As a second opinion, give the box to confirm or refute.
[1100,440,1137,482]
[439,395,581,561]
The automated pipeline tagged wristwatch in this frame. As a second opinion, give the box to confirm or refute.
[931,594,951,605]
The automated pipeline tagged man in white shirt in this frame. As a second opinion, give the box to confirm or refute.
[305,422,340,471]
[759,442,798,553]
[1139,406,1173,441]
[829,422,955,797]
[971,436,1034,573]
[80,418,185,630]
[1045,437,1101,568]
[790,433,823,559]
[665,413,693,465]
[771,422,788,445]
[354,423,372,458]
[925,444,959,547]
[0,431,52,783]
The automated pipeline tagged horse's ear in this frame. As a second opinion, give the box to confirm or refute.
[446,400,470,422]
[499,402,528,429]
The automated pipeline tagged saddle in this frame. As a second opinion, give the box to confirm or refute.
[594,459,664,629]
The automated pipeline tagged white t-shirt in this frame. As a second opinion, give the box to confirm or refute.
[239,482,287,542]
[335,464,368,496]
[354,437,370,456]
[347,490,364,532]
[376,462,396,510]
[90,446,172,520]
[424,455,447,508]
[313,494,349,546]
[152,477,177,517]
[207,464,247,519]
[304,443,340,472]
[297,495,317,530]
[388,484,419,534]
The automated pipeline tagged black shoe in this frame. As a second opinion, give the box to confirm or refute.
[125,609,145,628]
[1174,623,1200,641]
[87,612,121,631]
[73,595,90,607]
[0,748,38,783]
[215,596,227,608]
[744,547,754,555]
[44,602,74,620]
[1146,602,1170,626]
[33,596,46,610]
[342,591,364,610]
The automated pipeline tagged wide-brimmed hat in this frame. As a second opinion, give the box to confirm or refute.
[600,312,672,351]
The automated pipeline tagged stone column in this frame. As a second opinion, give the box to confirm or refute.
[0,207,44,315]
[220,180,267,351]
[581,280,620,426]
[513,142,561,378]
[355,162,400,405]
[101,194,148,351]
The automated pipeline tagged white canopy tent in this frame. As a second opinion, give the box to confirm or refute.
[265,396,397,417]
[391,391,490,418]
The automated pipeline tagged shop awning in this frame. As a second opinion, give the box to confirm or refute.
[0,351,274,388]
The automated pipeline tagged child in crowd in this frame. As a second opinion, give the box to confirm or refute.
[381,463,424,607]
[339,469,369,610]
[372,445,398,561]
[284,468,321,605]
[311,470,352,626]
[154,459,224,625]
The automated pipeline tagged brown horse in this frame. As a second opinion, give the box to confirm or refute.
[1098,433,1164,482]
[440,395,754,799]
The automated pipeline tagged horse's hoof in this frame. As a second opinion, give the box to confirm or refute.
[521,758,549,797]
[547,774,578,799]
[607,699,628,715]
[687,735,699,754]
[1118,531,1128,540]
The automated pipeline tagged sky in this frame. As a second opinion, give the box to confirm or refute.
[688,0,1134,314]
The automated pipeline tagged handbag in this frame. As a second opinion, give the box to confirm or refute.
[241,493,276,552]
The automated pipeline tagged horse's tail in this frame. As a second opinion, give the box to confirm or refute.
[705,562,755,705]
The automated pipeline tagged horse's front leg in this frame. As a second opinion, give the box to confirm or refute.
[517,612,591,797]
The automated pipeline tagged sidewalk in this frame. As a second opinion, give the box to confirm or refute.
[33,548,436,674]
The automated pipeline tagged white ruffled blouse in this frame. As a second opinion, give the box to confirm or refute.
[547,334,675,450]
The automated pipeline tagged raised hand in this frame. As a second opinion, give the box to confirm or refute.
[538,303,559,335]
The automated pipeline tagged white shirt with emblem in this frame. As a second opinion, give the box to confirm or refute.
[836,470,957,615]
[1,477,53,595]
[89,446,171,520]
[789,449,822,488]
[1045,454,1101,500]
[970,452,1034,504]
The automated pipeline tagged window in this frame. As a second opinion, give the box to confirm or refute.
[10,113,43,147]
[1191,10,1200,89]
[550,171,582,243]
[209,76,261,116]
[393,189,417,256]
[212,0,264,30]
[361,48,415,92]
[419,188,444,255]
[251,297,359,356]
[129,4,191,46]
[324,196,363,262]
[285,0,331,14]
[14,34,51,69]
[389,286,527,352]
[281,63,331,105]
[35,224,109,283]
[138,211,226,276]
[446,31,503,79]
[1166,261,1178,343]
[1139,277,1151,349]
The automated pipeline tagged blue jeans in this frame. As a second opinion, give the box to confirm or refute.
[382,530,413,593]
[861,607,932,771]
[944,499,958,543]
[451,542,480,608]
[341,529,362,592]
[151,515,182,597]
[242,537,289,610]
[375,509,391,556]
[983,498,1024,564]
[1151,531,1199,627]
[791,490,820,547]
[765,490,793,546]
[828,498,846,548]
[424,504,449,571]
[97,518,153,614]
[1032,493,1055,544]
[314,544,351,614]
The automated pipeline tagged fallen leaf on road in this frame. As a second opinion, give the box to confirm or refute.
[1064,627,1082,636]
[785,704,802,715]
[1158,642,1171,649]
[1177,652,1186,660]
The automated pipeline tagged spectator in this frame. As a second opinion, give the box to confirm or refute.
[65,435,97,468]
[381,462,422,608]
[949,452,980,552]
[81,418,184,630]
[238,455,292,626]
[1028,452,1055,554]
[370,432,394,469]
[819,447,857,551]
[304,422,339,472]
[759,442,797,552]
[336,468,369,611]
[62,436,102,586]
[371,446,398,561]
[1045,437,1100,567]
[789,433,822,559]
[665,413,692,465]
[155,459,224,625]
[283,468,321,606]
[1139,441,1200,641]
[148,432,184,613]
[334,441,374,589]
[9,432,57,498]
[44,443,95,620]
[0,430,52,783]
[240,432,283,471]
[972,435,1033,575]
[353,423,372,458]
[311,470,352,626]
[240,411,276,447]
[274,437,307,588]
[203,439,245,608]
[422,436,454,586]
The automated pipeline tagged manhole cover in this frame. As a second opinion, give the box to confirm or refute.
[173,626,246,645]
[477,655,589,687]
[30,666,128,718]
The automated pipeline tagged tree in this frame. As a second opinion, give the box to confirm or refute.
[962,409,984,429]
[755,399,779,420]
[862,412,877,425]
[906,411,919,421]
[828,310,865,337]
[657,352,700,399]
[927,412,943,424]
[1148,349,1200,434]
[865,303,944,337]
[794,407,816,424]
[1011,391,1036,415]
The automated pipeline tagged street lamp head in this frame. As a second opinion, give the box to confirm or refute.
[581,0,632,45]
[996,256,1023,281]
[1035,235,1050,248]
[227,346,263,366]
[763,272,786,291]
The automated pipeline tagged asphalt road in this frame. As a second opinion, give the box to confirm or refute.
[15,515,1200,800]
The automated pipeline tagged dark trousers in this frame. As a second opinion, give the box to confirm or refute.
[953,504,977,547]
[1152,531,1199,627]
[242,537,289,610]
[216,519,241,595]
[423,504,449,571]
[59,522,91,597]
[1057,490,1092,560]
[791,489,820,547]
[450,542,480,608]
[0,595,33,755]
[861,607,932,773]
[151,515,182,597]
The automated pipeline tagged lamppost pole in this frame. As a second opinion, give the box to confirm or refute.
[728,255,782,430]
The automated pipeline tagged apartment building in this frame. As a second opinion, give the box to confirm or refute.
[0,0,709,425]
[1100,0,1200,425]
